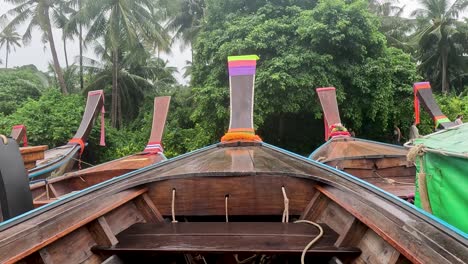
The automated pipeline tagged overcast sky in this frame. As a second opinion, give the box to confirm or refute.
[0,1,465,84]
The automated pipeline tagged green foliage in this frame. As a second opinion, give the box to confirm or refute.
[0,89,84,147]
[417,95,468,135]
[0,67,48,115]
[191,0,420,153]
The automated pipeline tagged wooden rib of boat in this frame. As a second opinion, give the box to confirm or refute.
[27,90,105,180]
[413,82,456,129]
[309,87,415,200]
[29,96,171,207]
[0,55,465,264]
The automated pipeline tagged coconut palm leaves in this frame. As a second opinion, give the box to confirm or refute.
[0,27,21,68]
[1,0,69,94]
[411,0,468,93]
[84,42,177,122]
[76,0,170,127]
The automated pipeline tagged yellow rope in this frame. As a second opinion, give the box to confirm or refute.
[294,220,324,264]
[407,144,432,213]
[372,171,414,185]
[225,195,229,223]
[0,135,8,145]
[281,187,289,223]
[171,188,178,223]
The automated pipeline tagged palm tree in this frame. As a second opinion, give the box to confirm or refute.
[80,0,170,127]
[411,0,468,93]
[84,43,177,122]
[0,27,21,68]
[1,0,69,94]
[166,0,205,61]
[63,0,85,91]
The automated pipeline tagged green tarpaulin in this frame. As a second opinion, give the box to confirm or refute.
[411,124,468,233]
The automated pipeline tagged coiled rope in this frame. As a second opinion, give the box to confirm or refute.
[0,135,8,145]
[407,144,432,213]
[281,186,289,223]
[294,220,324,264]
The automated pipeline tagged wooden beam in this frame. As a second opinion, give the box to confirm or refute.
[1,188,147,264]
[88,217,118,246]
[334,218,368,247]
[133,193,164,223]
[38,249,53,264]
[299,189,329,220]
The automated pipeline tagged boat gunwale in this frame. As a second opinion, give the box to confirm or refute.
[1,142,466,243]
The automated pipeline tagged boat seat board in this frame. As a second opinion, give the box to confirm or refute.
[92,222,361,256]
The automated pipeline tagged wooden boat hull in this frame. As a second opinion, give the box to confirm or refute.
[30,152,165,206]
[19,146,48,169]
[310,137,416,199]
[28,145,80,180]
[0,143,465,264]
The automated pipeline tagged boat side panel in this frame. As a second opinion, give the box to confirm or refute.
[147,175,318,216]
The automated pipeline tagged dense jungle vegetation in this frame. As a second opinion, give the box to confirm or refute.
[0,0,467,164]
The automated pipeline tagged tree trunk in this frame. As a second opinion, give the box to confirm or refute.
[111,49,120,128]
[63,35,69,69]
[4,44,8,68]
[44,10,68,94]
[79,0,84,91]
[441,46,449,94]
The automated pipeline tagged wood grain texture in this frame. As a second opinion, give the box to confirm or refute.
[93,222,360,256]
[0,188,146,264]
[88,217,118,247]
[148,175,316,216]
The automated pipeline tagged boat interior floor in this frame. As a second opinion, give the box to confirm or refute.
[92,221,361,264]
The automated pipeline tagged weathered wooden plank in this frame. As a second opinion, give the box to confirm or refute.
[39,227,101,264]
[93,222,360,256]
[0,188,147,264]
[300,190,329,221]
[133,193,164,223]
[316,185,467,264]
[335,218,368,247]
[88,217,118,247]
[104,202,145,235]
[353,229,400,264]
[148,175,316,216]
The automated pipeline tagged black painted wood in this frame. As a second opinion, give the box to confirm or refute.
[0,137,33,220]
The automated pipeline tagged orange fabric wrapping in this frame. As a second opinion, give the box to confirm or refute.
[68,138,85,154]
[221,132,262,142]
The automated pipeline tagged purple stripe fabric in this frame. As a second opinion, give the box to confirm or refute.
[229,66,257,76]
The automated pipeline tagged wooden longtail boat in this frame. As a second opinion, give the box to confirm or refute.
[309,87,415,200]
[27,90,105,180]
[29,96,171,207]
[10,125,49,169]
[0,56,466,264]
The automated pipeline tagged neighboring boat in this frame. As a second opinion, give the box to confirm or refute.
[28,90,105,179]
[309,87,415,200]
[29,96,171,207]
[0,56,465,264]
[405,124,468,234]
[10,125,49,170]
[413,82,457,129]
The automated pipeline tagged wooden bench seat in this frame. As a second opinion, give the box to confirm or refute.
[92,222,361,257]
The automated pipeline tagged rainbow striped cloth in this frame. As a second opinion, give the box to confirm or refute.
[228,55,259,76]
